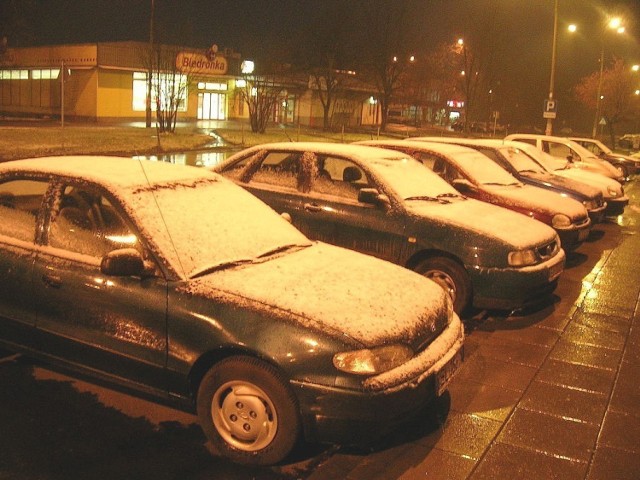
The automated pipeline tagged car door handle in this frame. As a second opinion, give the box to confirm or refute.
[42,273,62,288]
[303,203,322,212]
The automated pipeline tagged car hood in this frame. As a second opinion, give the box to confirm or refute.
[405,197,557,249]
[184,243,449,348]
[606,152,640,165]
[481,184,588,221]
[522,172,600,199]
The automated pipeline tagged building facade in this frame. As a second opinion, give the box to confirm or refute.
[0,41,384,128]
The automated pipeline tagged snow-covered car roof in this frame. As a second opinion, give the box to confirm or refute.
[222,142,415,164]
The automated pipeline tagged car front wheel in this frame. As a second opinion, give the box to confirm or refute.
[414,256,471,315]
[197,356,301,465]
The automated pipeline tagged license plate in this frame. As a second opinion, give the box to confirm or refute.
[548,261,563,281]
[436,348,463,396]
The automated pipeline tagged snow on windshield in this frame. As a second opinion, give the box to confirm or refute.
[500,147,545,173]
[451,149,521,185]
[128,176,310,279]
[366,156,460,199]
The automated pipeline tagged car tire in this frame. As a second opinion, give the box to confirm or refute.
[414,256,471,315]
[197,355,300,465]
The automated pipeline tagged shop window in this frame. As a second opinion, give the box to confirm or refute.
[132,71,188,112]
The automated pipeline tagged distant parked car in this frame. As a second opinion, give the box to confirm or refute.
[410,137,607,224]
[512,141,629,216]
[0,156,465,465]
[569,137,640,179]
[504,133,625,183]
[360,140,591,251]
[214,142,566,314]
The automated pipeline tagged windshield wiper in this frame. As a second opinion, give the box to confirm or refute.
[191,258,253,278]
[257,243,309,259]
[482,181,521,187]
[405,195,440,202]
[437,192,465,201]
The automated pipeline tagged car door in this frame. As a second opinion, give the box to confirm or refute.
[304,154,409,263]
[237,150,408,264]
[33,181,169,391]
[0,177,49,350]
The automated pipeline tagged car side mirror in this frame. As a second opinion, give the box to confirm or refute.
[358,188,389,207]
[566,155,575,163]
[101,248,148,277]
[452,178,475,193]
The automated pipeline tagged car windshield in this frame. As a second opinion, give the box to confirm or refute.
[449,149,521,186]
[499,146,546,174]
[129,177,311,279]
[365,155,463,201]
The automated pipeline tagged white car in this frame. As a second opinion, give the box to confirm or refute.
[511,141,628,216]
[569,137,640,179]
[504,134,625,183]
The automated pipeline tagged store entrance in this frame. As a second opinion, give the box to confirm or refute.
[197,92,226,120]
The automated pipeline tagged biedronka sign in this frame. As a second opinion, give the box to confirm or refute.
[176,52,228,76]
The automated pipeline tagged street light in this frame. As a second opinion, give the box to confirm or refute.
[591,17,626,138]
[545,0,559,135]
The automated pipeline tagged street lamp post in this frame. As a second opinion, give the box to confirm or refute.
[545,0,559,136]
[591,18,625,138]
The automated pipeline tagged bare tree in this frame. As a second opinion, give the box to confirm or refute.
[575,57,639,145]
[353,0,417,131]
[237,74,283,133]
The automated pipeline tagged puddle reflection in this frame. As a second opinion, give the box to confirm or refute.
[133,150,234,168]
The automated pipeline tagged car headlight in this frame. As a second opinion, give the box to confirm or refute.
[583,199,597,210]
[508,249,538,267]
[333,344,413,375]
[552,214,571,228]
[607,187,618,197]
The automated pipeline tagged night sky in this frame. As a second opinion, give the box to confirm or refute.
[1,0,639,131]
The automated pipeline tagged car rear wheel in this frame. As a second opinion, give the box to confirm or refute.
[414,256,471,315]
[197,356,300,465]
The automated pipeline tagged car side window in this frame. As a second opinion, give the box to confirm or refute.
[312,156,368,201]
[546,142,571,159]
[0,179,48,242]
[48,185,142,259]
[411,151,438,170]
[248,152,303,191]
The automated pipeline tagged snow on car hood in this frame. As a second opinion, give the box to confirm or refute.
[184,242,449,348]
[482,184,588,221]
[405,197,557,249]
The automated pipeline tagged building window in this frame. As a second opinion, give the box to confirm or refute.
[197,82,228,91]
[132,71,188,112]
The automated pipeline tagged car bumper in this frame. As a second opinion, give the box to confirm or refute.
[292,315,464,446]
[470,248,566,311]
[586,204,607,224]
[605,196,629,216]
[556,219,591,251]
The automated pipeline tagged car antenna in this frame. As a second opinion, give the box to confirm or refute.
[135,155,188,279]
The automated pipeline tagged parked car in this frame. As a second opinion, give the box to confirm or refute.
[214,142,566,314]
[360,140,591,251]
[511,141,629,216]
[410,137,607,224]
[504,133,625,183]
[0,156,465,465]
[569,137,640,179]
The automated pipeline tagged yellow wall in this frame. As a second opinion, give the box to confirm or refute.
[96,69,140,118]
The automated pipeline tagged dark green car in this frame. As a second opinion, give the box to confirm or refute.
[215,142,566,314]
[0,156,463,465]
